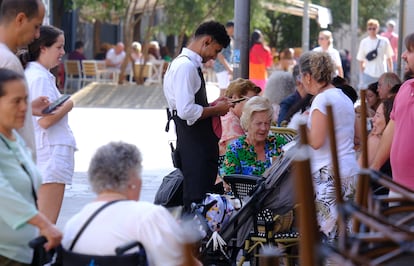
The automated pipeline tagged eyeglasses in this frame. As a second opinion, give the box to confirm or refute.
[318,37,326,40]
[368,27,377,31]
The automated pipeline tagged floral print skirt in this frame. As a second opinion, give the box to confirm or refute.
[312,165,357,240]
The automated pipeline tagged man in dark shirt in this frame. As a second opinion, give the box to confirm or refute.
[68,41,86,61]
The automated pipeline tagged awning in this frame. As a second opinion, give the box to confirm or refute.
[262,0,332,28]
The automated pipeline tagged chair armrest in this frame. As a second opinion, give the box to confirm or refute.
[223,174,262,184]
[223,174,262,200]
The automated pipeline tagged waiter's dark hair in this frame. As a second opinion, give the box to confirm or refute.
[194,21,230,48]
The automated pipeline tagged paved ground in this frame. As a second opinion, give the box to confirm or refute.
[56,81,220,229]
[70,82,168,109]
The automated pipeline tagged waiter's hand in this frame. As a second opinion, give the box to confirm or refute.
[211,97,233,116]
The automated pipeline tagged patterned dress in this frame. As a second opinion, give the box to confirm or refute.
[221,134,287,176]
[313,165,357,241]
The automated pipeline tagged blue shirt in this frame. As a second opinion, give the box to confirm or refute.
[277,90,301,126]
[213,44,232,73]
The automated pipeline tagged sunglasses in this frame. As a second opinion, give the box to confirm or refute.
[318,37,326,40]
[368,27,377,31]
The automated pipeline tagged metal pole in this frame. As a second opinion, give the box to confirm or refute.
[233,0,250,79]
[397,0,405,79]
[350,0,359,89]
[302,0,310,52]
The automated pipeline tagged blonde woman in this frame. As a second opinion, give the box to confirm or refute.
[221,96,286,176]
[313,30,344,78]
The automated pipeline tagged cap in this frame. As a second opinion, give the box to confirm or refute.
[226,20,234,28]
[386,20,396,27]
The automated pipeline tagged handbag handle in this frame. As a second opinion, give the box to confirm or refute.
[69,200,124,251]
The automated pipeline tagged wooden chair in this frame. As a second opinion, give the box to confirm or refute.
[270,126,297,143]
[134,63,151,83]
[81,60,100,86]
[144,59,165,86]
[325,104,414,265]
[63,60,82,94]
[95,60,119,83]
[294,123,368,266]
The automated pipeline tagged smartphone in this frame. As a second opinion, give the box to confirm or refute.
[42,95,71,114]
[231,97,247,104]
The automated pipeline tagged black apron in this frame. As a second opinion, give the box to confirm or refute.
[172,67,219,208]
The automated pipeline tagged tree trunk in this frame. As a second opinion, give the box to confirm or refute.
[93,21,102,58]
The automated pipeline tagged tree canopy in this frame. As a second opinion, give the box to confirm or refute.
[65,0,399,55]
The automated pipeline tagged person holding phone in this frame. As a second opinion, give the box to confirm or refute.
[23,25,76,224]
[163,21,233,213]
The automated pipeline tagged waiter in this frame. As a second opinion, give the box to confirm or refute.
[163,21,233,212]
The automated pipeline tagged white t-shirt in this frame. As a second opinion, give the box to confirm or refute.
[25,62,76,148]
[105,48,126,68]
[356,35,394,77]
[62,201,185,266]
[0,43,36,157]
[307,88,359,177]
[312,46,342,76]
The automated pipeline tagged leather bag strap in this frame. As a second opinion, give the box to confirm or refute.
[69,200,123,250]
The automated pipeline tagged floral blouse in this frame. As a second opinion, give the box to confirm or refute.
[221,134,287,176]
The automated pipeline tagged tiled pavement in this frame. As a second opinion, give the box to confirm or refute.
[57,82,220,229]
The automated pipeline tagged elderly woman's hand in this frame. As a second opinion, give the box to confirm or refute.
[41,223,63,251]
[28,213,63,250]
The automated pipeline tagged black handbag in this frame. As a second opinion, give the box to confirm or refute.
[154,168,184,207]
[365,40,381,61]
[29,240,55,266]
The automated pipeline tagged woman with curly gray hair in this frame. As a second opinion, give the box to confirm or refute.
[62,142,196,266]
[299,51,359,241]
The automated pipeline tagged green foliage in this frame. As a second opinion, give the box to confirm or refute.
[313,0,398,31]
[159,0,233,37]
[260,11,319,51]
[67,0,129,23]
[62,0,399,53]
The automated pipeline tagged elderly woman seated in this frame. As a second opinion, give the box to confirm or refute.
[221,96,287,176]
[62,141,199,266]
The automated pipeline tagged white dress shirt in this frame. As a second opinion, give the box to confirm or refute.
[163,48,204,126]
